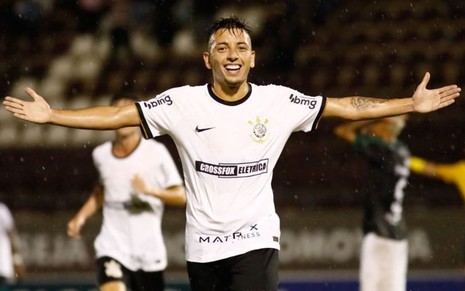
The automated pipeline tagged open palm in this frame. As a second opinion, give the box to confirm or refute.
[413,72,461,113]
[3,88,51,123]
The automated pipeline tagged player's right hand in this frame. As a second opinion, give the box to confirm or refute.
[3,87,52,124]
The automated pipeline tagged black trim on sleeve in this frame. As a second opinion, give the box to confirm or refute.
[135,102,153,139]
[311,96,327,131]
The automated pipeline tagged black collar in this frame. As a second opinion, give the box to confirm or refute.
[207,83,252,106]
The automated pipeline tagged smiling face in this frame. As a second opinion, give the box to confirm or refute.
[203,28,255,89]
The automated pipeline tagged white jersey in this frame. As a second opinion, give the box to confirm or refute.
[0,203,14,278]
[93,139,183,271]
[136,83,325,263]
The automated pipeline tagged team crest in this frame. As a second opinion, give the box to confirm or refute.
[248,116,270,143]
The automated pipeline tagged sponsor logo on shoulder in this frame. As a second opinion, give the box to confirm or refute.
[289,94,318,109]
[142,94,173,109]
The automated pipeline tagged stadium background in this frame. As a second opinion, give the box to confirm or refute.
[1,0,465,290]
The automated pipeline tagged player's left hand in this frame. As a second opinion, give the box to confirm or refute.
[412,72,461,113]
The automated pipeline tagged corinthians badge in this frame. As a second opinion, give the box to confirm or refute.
[248,116,270,143]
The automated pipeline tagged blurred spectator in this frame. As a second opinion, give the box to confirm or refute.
[152,0,179,48]
[311,0,341,25]
[12,0,43,39]
[262,1,302,75]
[0,1,15,37]
[191,0,217,44]
[108,0,133,60]
[77,0,110,34]
[132,0,156,32]
[0,201,26,286]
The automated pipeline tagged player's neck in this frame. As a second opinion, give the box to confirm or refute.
[112,132,141,157]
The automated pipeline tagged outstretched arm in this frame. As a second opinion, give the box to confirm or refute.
[410,156,461,184]
[132,174,187,206]
[67,185,104,239]
[323,72,461,120]
[410,156,438,177]
[3,88,141,129]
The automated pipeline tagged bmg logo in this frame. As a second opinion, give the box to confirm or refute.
[289,94,318,109]
[143,94,173,109]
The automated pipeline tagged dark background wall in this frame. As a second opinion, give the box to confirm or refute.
[0,0,464,281]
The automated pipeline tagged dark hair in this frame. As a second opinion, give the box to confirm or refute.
[207,16,252,51]
[208,16,252,37]
[110,92,140,105]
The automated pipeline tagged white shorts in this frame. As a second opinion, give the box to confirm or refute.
[360,233,408,291]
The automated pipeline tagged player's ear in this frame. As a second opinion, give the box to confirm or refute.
[203,52,212,70]
[250,50,256,68]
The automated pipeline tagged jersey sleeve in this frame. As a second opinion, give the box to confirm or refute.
[280,86,326,133]
[136,87,183,139]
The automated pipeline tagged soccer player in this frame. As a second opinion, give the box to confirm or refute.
[3,16,461,290]
[410,150,465,271]
[66,94,186,291]
[0,201,26,286]
[335,116,410,291]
